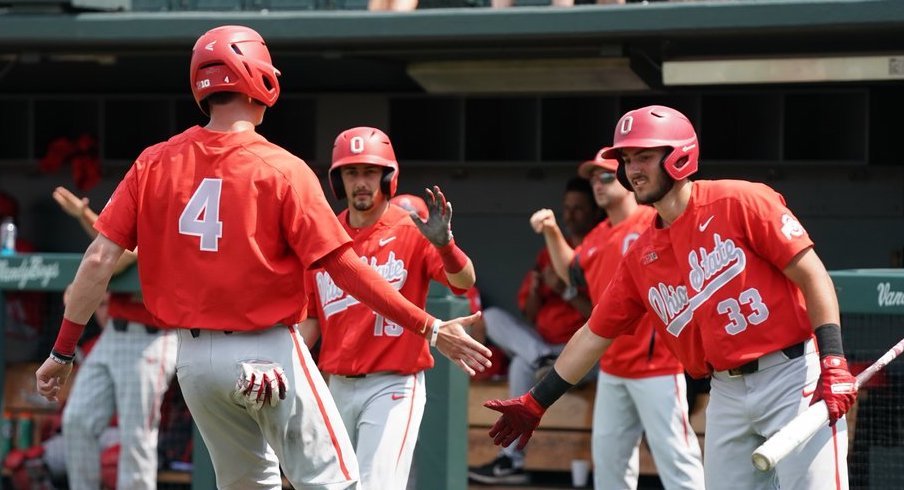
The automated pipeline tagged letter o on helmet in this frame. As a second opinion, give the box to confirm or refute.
[601,105,699,188]
[329,127,399,200]
[189,25,281,115]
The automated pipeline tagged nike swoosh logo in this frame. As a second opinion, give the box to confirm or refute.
[391,393,406,400]
[682,144,697,152]
[379,236,396,247]
[698,216,714,232]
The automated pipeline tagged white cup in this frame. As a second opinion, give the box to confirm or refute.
[571,459,590,488]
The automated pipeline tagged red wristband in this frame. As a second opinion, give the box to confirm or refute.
[52,318,86,357]
[437,240,469,274]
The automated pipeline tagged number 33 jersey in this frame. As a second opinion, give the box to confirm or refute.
[305,204,462,376]
[589,180,815,378]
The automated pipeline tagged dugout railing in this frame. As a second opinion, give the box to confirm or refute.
[0,252,470,489]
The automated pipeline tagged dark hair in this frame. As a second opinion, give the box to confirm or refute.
[564,176,594,203]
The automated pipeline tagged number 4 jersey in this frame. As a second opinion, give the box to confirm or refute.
[589,180,815,378]
[95,126,352,331]
[305,204,462,376]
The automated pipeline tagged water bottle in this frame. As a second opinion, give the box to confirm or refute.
[0,217,16,256]
[0,412,12,460]
[15,412,33,449]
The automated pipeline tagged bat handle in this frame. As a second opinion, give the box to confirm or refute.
[751,402,829,472]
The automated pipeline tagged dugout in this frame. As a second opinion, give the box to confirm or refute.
[1,0,904,487]
[0,0,903,313]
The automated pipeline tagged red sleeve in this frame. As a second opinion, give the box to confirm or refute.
[738,185,814,269]
[320,244,434,335]
[588,259,646,339]
[282,164,352,269]
[95,164,140,250]
[423,239,468,295]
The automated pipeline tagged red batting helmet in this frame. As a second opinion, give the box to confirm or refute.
[577,147,619,179]
[190,25,281,115]
[602,105,699,188]
[329,127,399,200]
[391,194,428,220]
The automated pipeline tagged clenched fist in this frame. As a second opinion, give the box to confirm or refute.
[529,209,556,234]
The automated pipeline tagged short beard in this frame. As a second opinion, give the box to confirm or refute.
[353,198,374,211]
[635,175,674,205]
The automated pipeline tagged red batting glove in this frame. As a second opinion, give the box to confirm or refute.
[811,355,858,425]
[483,392,546,450]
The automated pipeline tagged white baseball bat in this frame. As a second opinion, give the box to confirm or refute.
[751,337,904,472]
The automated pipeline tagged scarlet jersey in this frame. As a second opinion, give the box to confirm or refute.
[590,180,814,378]
[306,204,461,375]
[574,206,681,378]
[517,248,586,345]
[95,126,350,331]
[107,293,160,327]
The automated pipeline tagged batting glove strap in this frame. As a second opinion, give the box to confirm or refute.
[814,355,858,425]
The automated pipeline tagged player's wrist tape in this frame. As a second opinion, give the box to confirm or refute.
[437,239,469,274]
[52,318,86,358]
[529,365,574,409]
[429,319,441,347]
[49,351,74,365]
[814,323,845,358]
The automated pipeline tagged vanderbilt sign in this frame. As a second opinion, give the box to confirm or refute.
[877,282,904,307]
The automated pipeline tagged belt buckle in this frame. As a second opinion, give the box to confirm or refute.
[727,367,744,377]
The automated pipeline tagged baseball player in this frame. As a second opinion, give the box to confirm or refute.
[485,105,857,490]
[52,186,177,490]
[34,25,491,490]
[529,151,704,489]
[300,127,475,490]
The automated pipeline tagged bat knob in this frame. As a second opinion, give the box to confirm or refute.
[751,452,774,472]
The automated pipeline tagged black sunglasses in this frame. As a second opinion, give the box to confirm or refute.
[595,172,617,184]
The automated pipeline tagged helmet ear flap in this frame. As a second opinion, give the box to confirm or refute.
[381,168,396,197]
[616,160,631,191]
[330,170,346,200]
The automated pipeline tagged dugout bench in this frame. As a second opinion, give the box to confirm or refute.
[0,253,471,489]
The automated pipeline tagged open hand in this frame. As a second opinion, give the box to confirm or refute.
[411,186,453,247]
[434,312,493,376]
[52,186,89,219]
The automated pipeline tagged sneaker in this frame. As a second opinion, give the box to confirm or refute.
[468,455,529,485]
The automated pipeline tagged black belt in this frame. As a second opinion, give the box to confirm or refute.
[340,374,367,379]
[189,328,233,338]
[727,340,806,376]
[111,318,159,335]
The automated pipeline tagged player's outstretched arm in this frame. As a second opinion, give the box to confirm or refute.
[36,234,125,401]
[320,244,492,375]
[410,185,475,289]
[484,323,611,448]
